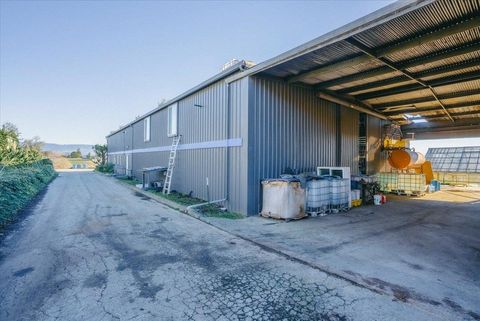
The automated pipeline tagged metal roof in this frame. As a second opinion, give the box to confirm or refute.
[227,0,480,135]
[106,60,251,138]
[426,146,480,172]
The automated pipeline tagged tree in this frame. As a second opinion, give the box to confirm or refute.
[69,148,82,158]
[22,136,44,152]
[0,122,44,166]
[92,144,107,166]
[0,122,20,151]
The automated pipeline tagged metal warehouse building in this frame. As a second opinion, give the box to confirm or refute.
[107,0,480,215]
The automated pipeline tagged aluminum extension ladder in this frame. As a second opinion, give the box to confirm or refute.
[162,135,181,194]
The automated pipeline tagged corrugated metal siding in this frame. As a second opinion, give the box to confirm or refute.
[108,78,249,214]
[107,127,133,175]
[130,81,230,203]
[228,78,250,214]
[106,132,124,153]
[340,107,360,174]
[248,77,356,214]
[366,115,390,174]
[107,75,383,215]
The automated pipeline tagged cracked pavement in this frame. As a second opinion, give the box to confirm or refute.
[0,172,459,321]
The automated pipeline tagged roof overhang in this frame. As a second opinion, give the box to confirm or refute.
[227,0,480,135]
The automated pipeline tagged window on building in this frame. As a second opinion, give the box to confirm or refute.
[144,116,151,142]
[167,103,178,137]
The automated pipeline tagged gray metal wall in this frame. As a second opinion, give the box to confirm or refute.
[107,126,133,176]
[366,116,390,174]
[340,107,360,173]
[246,77,360,214]
[227,77,250,214]
[107,75,385,216]
[107,77,250,214]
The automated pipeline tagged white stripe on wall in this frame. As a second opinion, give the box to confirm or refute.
[108,138,242,155]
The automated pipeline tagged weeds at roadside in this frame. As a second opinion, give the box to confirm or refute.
[115,176,243,219]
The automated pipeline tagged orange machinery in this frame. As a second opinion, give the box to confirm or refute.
[383,124,433,184]
[388,149,434,184]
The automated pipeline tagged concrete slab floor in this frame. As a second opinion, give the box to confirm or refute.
[204,186,480,320]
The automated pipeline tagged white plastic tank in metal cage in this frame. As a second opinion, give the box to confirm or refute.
[306,178,330,214]
[329,177,350,211]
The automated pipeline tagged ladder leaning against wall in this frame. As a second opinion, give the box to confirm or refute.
[163,135,181,194]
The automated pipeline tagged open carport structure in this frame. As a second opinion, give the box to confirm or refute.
[227,0,480,139]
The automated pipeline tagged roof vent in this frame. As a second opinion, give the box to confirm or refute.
[221,59,256,71]
[222,59,241,71]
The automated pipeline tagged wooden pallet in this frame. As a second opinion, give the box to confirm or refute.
[260,212,307,222]
[392,190,425,197]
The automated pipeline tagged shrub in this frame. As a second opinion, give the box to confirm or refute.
[0,159,57,228]
[95,163,114,173]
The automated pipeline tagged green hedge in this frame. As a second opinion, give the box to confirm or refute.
[95,163,114,173]
[0,159,57,228]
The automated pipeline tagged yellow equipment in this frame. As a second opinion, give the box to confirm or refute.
[383,138,409,150]
[387,148,433,184]
[383,124,433,184]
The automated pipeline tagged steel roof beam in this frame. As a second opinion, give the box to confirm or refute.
[344,37,459,121]
[403,119,480,131]
[338,58,480,95]
[392,110,480,120]
[416,112,480,121]
[316,40,480,89]
[401,122,480,139]
[289,15,480,84]
[372,89,480,109]
[354,70,480,100]
[316,89,388,120]
[384,101,480,116]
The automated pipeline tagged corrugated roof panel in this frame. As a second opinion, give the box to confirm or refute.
[441,94,480,106]
[353,0,479,51]
[262,41,361,78]
[405,49,480,73]
[327,70,401,91]
[364,88,433,105]
[433,78,480,95]
[302,59,385,84]
[384,28,480,63]
[420,65,480,82]
[343,79,417,96]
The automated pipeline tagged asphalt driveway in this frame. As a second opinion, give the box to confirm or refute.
[0,172,471,321]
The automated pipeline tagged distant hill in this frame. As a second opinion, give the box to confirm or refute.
[42,143,93,156]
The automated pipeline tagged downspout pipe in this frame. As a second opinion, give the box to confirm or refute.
[225,82,231,207]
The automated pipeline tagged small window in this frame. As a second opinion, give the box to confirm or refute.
[167,103,178,137]
[144,116,151,142]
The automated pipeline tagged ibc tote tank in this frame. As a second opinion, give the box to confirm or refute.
[306,178,329,209]
[388,150,426,170]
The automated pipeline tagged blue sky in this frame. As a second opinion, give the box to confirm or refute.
[1,0,395,144]
[1,0,478,151]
